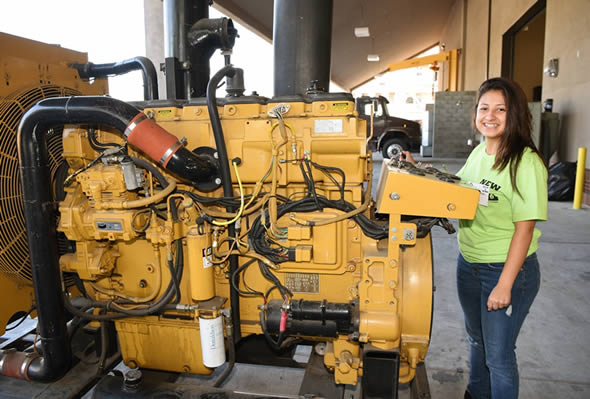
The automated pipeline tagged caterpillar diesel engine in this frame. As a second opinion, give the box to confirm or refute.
[0,1,479,397]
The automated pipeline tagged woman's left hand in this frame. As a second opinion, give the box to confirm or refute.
[487,283,512,311]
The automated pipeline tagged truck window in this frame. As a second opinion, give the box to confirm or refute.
[363,103,383,117]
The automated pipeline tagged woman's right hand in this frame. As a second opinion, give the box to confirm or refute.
[401,151,415,164]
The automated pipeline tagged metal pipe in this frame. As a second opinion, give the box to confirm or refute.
[273,0,333,96]
[4,96,217,381]
[71,57,159,100]
[164,0,183,60]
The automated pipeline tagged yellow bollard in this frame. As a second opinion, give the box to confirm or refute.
[573,147,587,209]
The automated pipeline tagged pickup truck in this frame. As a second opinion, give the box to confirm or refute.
[356,95,422,159]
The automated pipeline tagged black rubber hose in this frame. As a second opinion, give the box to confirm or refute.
[213,331,235,388]
[131,157,169,188]
[71,57,159,100]
[206,65,241,342]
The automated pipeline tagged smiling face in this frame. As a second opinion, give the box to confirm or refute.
[475,90,507,145]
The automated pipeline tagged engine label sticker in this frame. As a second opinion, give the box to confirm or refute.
[332,102,350,111]
[96,221,122,231]
[285,273,320,293]
[202,247,213,268]
[314,119,343,134]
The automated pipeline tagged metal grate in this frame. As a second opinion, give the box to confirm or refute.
[0,85,80,284]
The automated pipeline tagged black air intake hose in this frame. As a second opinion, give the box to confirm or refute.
[6,96,216,381]
[71,57,159,100]
[206,65,241,342]
[188,18,238,56]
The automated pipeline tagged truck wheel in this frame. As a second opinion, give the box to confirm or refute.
[381,138,407,159]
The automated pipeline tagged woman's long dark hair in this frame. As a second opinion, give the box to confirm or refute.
[474,77,546,197]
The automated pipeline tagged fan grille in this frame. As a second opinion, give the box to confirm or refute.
[0,85,81,284]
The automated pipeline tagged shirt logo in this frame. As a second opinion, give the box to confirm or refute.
[480,179,501,191]
[480,179,501,201]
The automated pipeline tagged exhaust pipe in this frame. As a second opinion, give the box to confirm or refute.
[273,0,333,96]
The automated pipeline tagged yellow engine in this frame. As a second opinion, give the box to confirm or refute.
[51,93,478,387]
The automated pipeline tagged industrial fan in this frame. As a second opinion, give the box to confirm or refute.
[0,32,108,333]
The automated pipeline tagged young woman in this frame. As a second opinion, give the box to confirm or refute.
[404,77,548,399]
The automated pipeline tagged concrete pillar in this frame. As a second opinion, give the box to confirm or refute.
[144,0,167,99]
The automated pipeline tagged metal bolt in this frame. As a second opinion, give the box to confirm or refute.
[391,227,398,233]
[447,203,456,211]
[124,369,143,388]
[213,152,219,159]
[403,229,415,241]
[139,280,147,288]
[389,192,400,200]
[391,236,397,241]
[147,111,154,119]
[214,178,222,185]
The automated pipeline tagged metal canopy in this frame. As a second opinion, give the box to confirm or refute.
[213,0,457,91]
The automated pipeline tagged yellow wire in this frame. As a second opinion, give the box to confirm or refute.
[213,161,244,226]
[269,121,296,143]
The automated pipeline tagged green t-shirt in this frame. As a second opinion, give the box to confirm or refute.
[456,143,548,263]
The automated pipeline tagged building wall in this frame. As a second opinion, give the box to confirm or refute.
[457,0,589,166]
[463,0,488,90]
[543,0,590,162]
[463,0,536,88]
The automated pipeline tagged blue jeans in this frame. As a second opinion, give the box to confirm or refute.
[457,253,540,399]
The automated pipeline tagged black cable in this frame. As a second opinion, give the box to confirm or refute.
[96,319,109,376]
[231,259,264,297]
[257,261,292,299]
[5,306,36,331]
[299,162,313,197]
[259,311,286,351]
[87,127,122,151]
[310,160,346,201]
[303,158,321,210]
[249,195,388,264]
